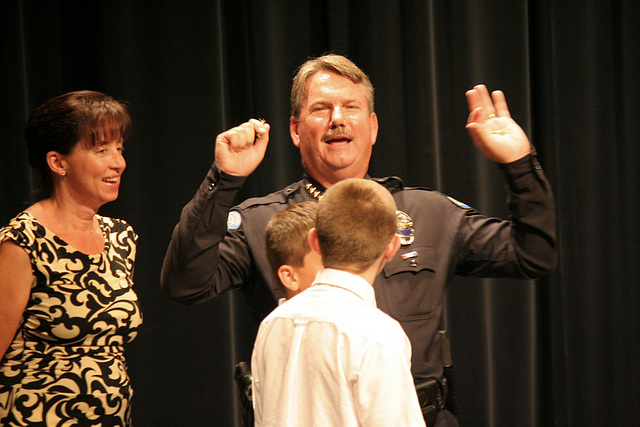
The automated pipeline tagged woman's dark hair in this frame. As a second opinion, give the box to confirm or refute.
[24,90,131,200]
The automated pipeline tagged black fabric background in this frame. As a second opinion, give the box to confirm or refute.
[1,1,638,425]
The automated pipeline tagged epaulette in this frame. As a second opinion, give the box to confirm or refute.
[445,196,472,209]
[388,181,473,210]
[371,176,405,193]
[234,179,306,210]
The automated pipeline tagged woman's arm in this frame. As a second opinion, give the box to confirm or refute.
[0,241,32,360]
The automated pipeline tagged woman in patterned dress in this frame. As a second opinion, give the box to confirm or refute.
[0,91,143,426]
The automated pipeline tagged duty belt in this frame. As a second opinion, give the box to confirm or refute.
[415,377,448,426]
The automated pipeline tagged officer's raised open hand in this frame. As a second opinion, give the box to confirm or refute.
[215,118,270,177]
[465,84,531,164]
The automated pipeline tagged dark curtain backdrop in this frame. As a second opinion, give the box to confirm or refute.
[2,1,638,426]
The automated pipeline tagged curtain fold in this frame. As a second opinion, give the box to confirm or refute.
[1,1,638,425]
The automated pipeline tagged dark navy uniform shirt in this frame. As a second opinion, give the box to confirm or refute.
[161,152,557,380]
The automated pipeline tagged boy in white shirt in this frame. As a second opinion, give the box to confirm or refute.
[252,178,426,427]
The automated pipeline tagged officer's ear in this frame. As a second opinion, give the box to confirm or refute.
[290,116,301,147]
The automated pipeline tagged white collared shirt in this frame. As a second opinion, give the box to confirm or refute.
[252,268,425,426]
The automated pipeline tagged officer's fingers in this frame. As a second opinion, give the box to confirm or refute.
[491,91,512,118]
[465,88,481,113]
[472,85,494,113]
[466,85,495,117]
[222,123,256,152]
[466,106,483,126]
[250,118,270,147]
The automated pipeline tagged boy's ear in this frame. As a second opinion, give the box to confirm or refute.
[308,228,321,255]
[383,235,401,261]
[277,265,300,293]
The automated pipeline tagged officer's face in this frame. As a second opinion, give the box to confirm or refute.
[290,71,378,188]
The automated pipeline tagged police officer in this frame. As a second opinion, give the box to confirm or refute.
[161,54,557,426]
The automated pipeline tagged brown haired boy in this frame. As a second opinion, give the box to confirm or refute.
[264,201,323,299]
[252,178,425,426]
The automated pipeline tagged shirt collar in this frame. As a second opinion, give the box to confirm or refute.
[311,268,377,307]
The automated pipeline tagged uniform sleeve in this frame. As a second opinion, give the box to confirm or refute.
[160,164,253,303]
[455,151,557,278]
[353,325,426,426]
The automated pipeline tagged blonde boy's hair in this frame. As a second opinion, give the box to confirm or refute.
[316,179,397,270]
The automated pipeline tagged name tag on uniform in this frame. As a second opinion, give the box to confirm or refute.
[401,251,418,260]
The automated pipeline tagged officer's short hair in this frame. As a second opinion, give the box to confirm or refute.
[290,53,375,120]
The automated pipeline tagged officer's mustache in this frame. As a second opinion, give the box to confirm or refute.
[322,126,355,142]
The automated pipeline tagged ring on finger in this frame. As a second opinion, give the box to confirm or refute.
[255,118,266,140]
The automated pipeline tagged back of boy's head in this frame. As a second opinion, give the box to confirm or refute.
[265,201,318,286]
[316,178,397,270]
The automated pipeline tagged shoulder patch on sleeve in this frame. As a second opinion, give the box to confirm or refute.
[227,211,242,230]
[446,196,472,209]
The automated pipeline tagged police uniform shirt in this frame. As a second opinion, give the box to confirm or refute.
[160,151,556,380]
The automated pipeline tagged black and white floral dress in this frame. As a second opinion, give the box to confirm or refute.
[0,212,143,426]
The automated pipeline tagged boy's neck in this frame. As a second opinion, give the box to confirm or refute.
[335,255,386,287]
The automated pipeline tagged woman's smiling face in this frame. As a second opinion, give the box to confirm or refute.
[59,136,126,209]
